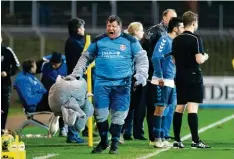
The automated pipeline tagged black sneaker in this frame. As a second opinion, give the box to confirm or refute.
[91,142,109,154]
[173,141,184,148]
[191,140,211,148]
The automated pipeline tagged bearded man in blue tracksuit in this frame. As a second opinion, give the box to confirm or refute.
[65,15,149,154]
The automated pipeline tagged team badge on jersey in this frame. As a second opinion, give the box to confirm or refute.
[120,44,126,51]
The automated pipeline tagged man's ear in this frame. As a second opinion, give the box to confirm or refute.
[162,16,167,23]
[77,28,81,34]
[192,21,195,27]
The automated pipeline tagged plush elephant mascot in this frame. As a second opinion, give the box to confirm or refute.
[48,75,94,137]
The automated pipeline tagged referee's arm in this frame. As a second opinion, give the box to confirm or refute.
[195,37,208,64]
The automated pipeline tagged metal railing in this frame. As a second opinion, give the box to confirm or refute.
[1,27,234,76]
[2,1,233,29]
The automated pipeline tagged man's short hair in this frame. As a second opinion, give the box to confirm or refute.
[162,9,176,17]
[182,11,198,27]
[106,15,122,27]
[23,59,35,73]
[167,17,183,33]
[68,18,85,35]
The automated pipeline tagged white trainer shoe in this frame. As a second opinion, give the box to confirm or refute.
[154,140,165,148]
[162,140,173,147]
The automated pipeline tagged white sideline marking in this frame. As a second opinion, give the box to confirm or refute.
[137,114,234,159]
[33,153,58,159]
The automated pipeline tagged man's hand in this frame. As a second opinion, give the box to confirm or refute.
[134,74,147,87]
[86,93,93,97]
[1,71,7,77]
[204,53,209,61]
[158,78,164,87]
[151,76,164,87]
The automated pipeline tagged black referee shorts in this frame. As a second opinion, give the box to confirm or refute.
[176,81,204,105]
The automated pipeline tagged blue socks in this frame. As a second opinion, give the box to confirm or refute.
[160,116,166,140]
[153,115,162,139]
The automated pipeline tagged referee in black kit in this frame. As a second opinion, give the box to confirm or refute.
[171,11,210,148]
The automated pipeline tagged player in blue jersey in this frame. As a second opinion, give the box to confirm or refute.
[65,15,149,154]
[151,17,184,148]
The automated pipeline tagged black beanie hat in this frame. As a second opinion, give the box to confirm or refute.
[50,52,62,63]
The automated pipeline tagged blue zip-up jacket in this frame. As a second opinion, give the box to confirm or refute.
[13,72,47,110]
[41,61,67,91]
[151,35,175,79]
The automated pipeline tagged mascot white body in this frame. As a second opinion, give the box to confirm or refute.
[48,76,94,136]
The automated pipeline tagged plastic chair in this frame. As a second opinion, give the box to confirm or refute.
[14,86,53,134]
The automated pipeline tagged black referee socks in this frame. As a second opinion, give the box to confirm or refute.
[188,113,199,143]
[173,112,183,142]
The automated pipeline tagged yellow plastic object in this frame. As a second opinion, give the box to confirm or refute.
[87,62,94,147]
[1,132,14,150]
[84,35,91,52]
[82,35,95,147]
[1,151,26,159]
[232,58,234,69]
[84,35,91,75]
[1,135,26,159]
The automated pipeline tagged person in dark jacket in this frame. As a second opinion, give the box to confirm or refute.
[65,18,85,74]
[64,18,86,144]
[141,9,177,144]
[65,18,98,138]
[1,39,20,130]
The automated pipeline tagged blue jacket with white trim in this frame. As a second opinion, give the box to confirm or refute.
[14,72,47,111]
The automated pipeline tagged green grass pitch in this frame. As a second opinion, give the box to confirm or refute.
[11,109,234,159]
